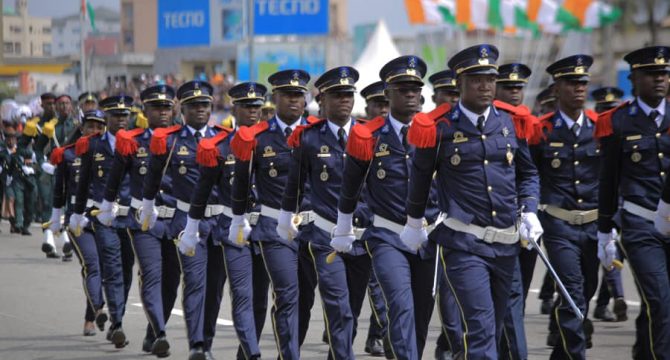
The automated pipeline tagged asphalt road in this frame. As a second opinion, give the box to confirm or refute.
[0,223,638,359]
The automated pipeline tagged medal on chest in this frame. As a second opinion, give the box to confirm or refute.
[268,162,278,178]
[320,165,329,182]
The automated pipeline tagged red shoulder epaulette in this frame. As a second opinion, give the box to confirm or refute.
[355,118,369,124]
[287,118,326,148]
[407,103,452,149]
[116,128,145,156]
[585,109,598,123]
[149,125,182,155]
[75,134,99,156]
[230,121,270,161]
[306,115,321,124]
[493,100,537,141]
[196,128,233,167]
[528,112,555,145]
[595,101,629,139]
[49,143,75,165]
[345,116,386,161]
[213,124,233,132]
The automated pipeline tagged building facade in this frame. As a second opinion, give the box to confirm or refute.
[2,0,52,58]
[51,7,120,57]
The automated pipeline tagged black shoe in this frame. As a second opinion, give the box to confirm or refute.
[583,319,593,349]
[41,243,55,254]
[46,251,59,259]
[322,330,329,344]
[10,225,20,234]
[383,336,394,359]
[21,228,32,236]
[540,298,554,315]
[61,253,73,262]
[110,327,128,348]
[151,336,170,358]
[594,305,616,321]
[204,350,216,360]
[365,336,384,356]
[435,346,454,360]
[95,311,108,331]
[546,331,560,347]
[62,242,73,256]
[613,298,628,322]
[142,334,155,353]
[189,347,206,360]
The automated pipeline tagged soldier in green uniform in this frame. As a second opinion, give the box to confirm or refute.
[10,120,39,236]
[0,123,19,232]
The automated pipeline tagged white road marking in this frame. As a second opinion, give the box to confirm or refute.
[131,303,234,326]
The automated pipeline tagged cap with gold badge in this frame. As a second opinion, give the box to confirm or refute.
[623,46,670,73]
[360,81,388,102]
[268,69,310,93]
[497,63,532,87]
[82,109,107,124]
[99,95,134,115]
[546,54,593,82]
[228,82,267,106]
[379,55,427,85]
[141,85,175,106]
[448,44,499,76]
[177,80,214,104]
[429,69,458,93]
[78,92,98,104]
[315,66,359,93]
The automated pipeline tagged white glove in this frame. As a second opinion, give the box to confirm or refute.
[6,175,12,186]
[654,199,670,235]
[399,216,428,252]
[139,198,158,231]
[178,216,200,256]
[276,209,299,243]
[330,211,355,253]
[597,229,619,270]
[48,207,63,233]
[21,165,35,175]
[520,212,543,249]
[96,199,117,227]
[41,162,55,175]
[228,214,252,245]
[69,213,89,237]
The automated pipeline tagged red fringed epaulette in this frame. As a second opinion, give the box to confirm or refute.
[355,118,370,124]
[116,128,145,156]
[230,121,270,161]
[345,116,385,161]
[287,118,326,148]
[75,135,94,156]
[595,101,628,139]
[407,103,451,149]
[149,125,182,155]
[528,112,555,145]
[49,144,74,165]
[196,129,232,167]
[306,115,321,124]
[585,109,598,123]
[493,101,535,141]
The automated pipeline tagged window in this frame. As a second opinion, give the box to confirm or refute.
[4,42,14,54]
[14,42,21,55]
[42,27,51,34]
[9,25,21,34]
[43,43,51,56]
[29,25,33,33]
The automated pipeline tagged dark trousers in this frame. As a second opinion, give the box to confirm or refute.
[596,247,625,307]
[71,229,104,316]
[204,241,227,352]
[366,270,388,340]
[117,228,134,304]
[176,236,209,348]
[298,238,318,346]
[499,258,528,360]
[92,222,126,327]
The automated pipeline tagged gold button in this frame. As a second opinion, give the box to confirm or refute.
[578,198,583,203]
[659,153,664,159]
[487,186,493,192]
[484,160,489,165]
[252,184,256,188]
[662,171,666,176]
[657,133,662,138]
[553,152,559,156]
[575,180,580,185]
[574,161,580,166]
[405,154,410,159]
[343,153,347,158]
[492,211,497,216]
[354,217,359,224]
[573,144,578,149]
[482,135,487,140]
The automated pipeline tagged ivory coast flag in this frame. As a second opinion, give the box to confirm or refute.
[405,0,457,24]
[527,0,563,33]
[558,0,621,30]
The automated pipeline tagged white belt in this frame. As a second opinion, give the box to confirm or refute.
[622,201,656,222]
[442,217,518,244]
[260,205,315,226]
[373,213,444,235]
[177,199,224,218]
[70,195,76,205]
[131,197,175,219]
[312,213,366,240]
[117,206,129,217]
[541,205,598,225]
[86,199,102,209]
[222,205,260,226]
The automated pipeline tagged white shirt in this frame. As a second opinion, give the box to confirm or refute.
[276,115,300,135]
[558,110,584,136]
[388,113,409,142]
[186,125,207,139]
[637,97,666,127]
[327,118,352,139]
[459,101,491,129]
[107,132,116,152]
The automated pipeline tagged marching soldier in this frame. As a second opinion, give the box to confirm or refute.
[404,44,541,359]
[78,92,99,113]
[528,55,600,359]
[140,80,226,360]
[70,95,134,348]
[261,97,276,122]
[589,86,628,323]
[11,120,39,236]
[495,62,534,360]
[336,56,442,360]
[360,81,390,119]
[100,85,180,358]
[429,69,460,107]
[534,85,557,117]
[279,66,373,359]
[49,110,107,336]
[186,82,270,360]
[229,69,313,360]
[601,45,670,359]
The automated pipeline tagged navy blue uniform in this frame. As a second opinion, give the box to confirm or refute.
[407,104,539,359]
[53,144,103,322]
[231,116,312,359]
[103,127,181,343]
[598,99,670,360]
[142,124,224,351]
[73,132,130,329]
[529,110,600,359]
[189,129,269,359]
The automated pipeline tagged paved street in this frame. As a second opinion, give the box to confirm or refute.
[0,223,638,359]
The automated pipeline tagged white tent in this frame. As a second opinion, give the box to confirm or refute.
[351,20,436,117]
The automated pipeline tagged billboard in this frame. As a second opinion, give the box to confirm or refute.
[210,0,244,45]
[237,42,326,83]
[158,0,211,48]
[254,0,329,36]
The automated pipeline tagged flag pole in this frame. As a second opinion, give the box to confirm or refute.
[80,0,87,92]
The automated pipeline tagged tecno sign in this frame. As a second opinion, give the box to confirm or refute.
[157,0,210,48]
[254,0,329,35]
[162,11,206,29]
[256,0,321,16]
